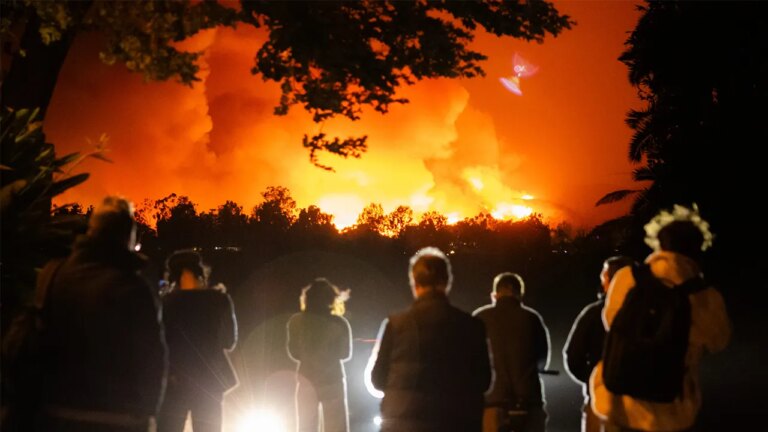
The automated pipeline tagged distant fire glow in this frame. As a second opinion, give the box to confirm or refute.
[46,2,641,229]
[468,177,484,191]
[492,203,534,220]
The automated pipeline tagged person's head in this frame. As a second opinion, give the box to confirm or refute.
[492,272,525,302]
[408,247,452,298]
[599,256,635,294]
[300,278,348,315]
[658,221,705,260]
[644,204,713,262]
[164,249,210,290]
[87,196,136,250]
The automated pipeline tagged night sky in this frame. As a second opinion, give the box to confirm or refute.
[46,1,641,228]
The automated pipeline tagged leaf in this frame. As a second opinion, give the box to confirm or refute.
[90,152,114,163]
[49,173,89,197]
[595,189,640,206]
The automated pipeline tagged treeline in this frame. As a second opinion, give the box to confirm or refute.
[55,186,597,267]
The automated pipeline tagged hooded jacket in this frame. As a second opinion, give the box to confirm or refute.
[590,251,731,431]
[42,237,167,417]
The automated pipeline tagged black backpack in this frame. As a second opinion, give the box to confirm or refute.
[602,263,706,403]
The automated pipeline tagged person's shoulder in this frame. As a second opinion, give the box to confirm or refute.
[330,313,351,327]
[472,303,494,318]
[449,304,485,327]
[522,304,547,323]
[581,299,604,316]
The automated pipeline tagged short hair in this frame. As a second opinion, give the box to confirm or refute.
[658,220,705,259]
[603,256,635,281]
[165,249,209,286]
[301,278,345,315]
[87,196,135,245]
[493,272,525,299]
[408,247,452,293]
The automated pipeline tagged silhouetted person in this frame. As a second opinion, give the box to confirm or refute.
[473,273,551,432]
[367,247,491,432]
[38,196,167,432]
[287,278,352,432]
[590,206,731,431]
[564,256,634,432]
[157,250,238,432]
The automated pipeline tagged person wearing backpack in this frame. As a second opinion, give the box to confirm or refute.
[590,205,731,432]
[563,256,634,432]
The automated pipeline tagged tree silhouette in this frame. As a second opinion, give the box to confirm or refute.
[252,186,297,231]
[384,205,414,238]
[354,203,386,235]
[213,200,248,248]
[596,1,768,255]
[155,195,200,252]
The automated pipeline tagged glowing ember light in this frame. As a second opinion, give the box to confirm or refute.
[373,416,383,426]
[492,203,533,220]
[237,409,284,432]
[446,213,461,225]
[521,194,534,201]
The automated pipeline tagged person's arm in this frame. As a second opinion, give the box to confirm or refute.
[563,305,597,384]
[220,293,238,351]
[286,315,301,363]
[339,316,353,362]
[472,318,493,393]
[603,266,634,329]
[368,318,392,391]
[692,288,732,353]
[129,277,168,416]
[533,310,551,371]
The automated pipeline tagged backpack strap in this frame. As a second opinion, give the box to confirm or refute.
[33,258,65,309]
[631,262,707,295]
[630,262,654,287]
[676,275,707,295]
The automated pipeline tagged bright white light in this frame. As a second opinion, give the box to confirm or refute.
[467,177,484,191]
[492,203,533,221]
[446,213,461,225]
[134,243,142,252]
[373,415,383,426]
[521,194,534,201]
[237,409,284,432]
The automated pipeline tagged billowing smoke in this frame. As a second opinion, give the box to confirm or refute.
[46,2,640,228]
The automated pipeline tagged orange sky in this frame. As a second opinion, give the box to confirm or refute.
[47,1,641,229]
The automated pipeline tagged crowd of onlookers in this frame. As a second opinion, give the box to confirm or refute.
[1,196,729,432]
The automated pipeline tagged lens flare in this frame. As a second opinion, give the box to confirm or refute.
[236,409,284,432]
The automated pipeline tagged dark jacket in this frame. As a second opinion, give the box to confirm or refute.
[286,312,352,386]
[42,237,167,416]
[563,298,605,397]
[370,291,491,432]
[162,289,238,393]
[473,297,550,408]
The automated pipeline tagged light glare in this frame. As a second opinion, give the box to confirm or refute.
[237,409,284,432]
[373,415,383,426]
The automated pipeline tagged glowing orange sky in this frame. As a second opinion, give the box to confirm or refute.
[46,1,641,228]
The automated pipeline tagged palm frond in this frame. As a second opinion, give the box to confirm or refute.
[595,189,640,206]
